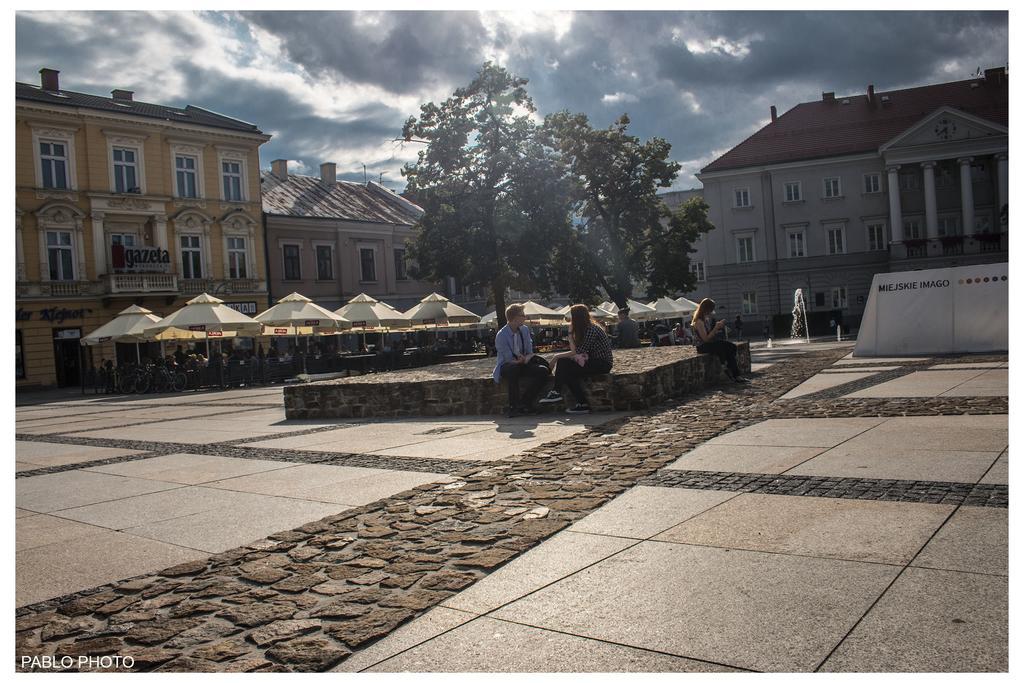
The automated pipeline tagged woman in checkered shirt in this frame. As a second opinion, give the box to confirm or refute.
[539,304,613,414]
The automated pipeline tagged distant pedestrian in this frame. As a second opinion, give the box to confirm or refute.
[734,315,744,340]
[613,308,641,348]
[763,322,771,341]
[693,299,746,383]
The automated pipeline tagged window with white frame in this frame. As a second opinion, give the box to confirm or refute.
[112,147,139,193]
[39,140,69,189]
[359,247,377,282]
[787,229,806,258]
[899,172,919,191]
[734,187,751,208]
[394,248,408,281]
[47,231,74,281]
[938,215,961,237]
[110,233,136,248]
[903,218,923,240]
[866,222,887,251]
[222,160,243,201]
[826,224,846,255]
[823,176,841,198]
[784,181,801,202]
[831,286,848,309]
[175,155,199,198]
[282,244,301,280]
[863,173,881,194]
[736,235,755,263]
[316,245,334,281]
[689,260,706,282]
[227,237,247,279]
[180,234,203,279]
[741,291,757,314]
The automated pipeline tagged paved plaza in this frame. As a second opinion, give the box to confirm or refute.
[15,341,1008,672]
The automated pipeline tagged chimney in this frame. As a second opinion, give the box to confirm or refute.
[111,89,134,101]
[271,159,288,180]
[822,91,835,102]
[984,66,1006,85]
[867,84,875,105]
[770,105,777,122]
[320,162,337,185]
[39,68,60,92]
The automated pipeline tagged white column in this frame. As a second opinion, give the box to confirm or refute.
[153,216,168,251]
[996,153,1008,230]
[959,157,975,236]
[921,161,939,240]
[38,228,49,281]
[202,224,213,280]
[887,165,903,242]
[90,211,106,278]
[74,218,87,281]
[15,212,25,281]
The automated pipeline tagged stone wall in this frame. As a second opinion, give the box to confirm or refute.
[284,343,751,420]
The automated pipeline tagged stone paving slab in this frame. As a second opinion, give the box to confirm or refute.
[331,606,477,672]
[16,514,109,551]
[839,414,1007,452]
[843,369,988,398]
[566,486,738,540]
[85,453,300,485]
[820,366,900,373]
[786,445,1001,484]
[17,531,208,607]
[818,568,1007,672]
[199,463,410,498]
[780,371,878,399]
[122,498,352,553]
[930,362,1006,369]
[491,541,900,672]
[365,615,740,672]
[706,417,886,448]
[50,486,286,531]
[652,494,952,565]
[441,530,637,615]
[666,444,827,475]
[940,368,1008,397]
[978,452,1007,485]
[834,356,930,365]
[16,471,183,514]
[911,507,1008,576]
[15,442,149,470]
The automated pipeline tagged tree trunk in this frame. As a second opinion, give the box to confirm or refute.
[493,277,508,329]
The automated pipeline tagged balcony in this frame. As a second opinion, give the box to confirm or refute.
[179,278,266,296]
[16,280,100,299]
[102,273,178,295]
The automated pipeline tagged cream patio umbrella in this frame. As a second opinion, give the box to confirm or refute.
[405,292,481,329]
[518,300,567,326]
[141,293,262,358]
[587,306,617,322]
[335,293,411,331]
[255,292,352,370]
[81,304,162,364]
[648,296,695,320]
[625,299,658,321]
[675,296,700,312]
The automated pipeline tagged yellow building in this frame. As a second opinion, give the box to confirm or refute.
[16,68,272,389]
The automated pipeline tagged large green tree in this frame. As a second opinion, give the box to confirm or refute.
[543,112,713,308]
[402,63,571,327]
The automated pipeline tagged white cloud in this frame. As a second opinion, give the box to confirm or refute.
[602,92,638,105]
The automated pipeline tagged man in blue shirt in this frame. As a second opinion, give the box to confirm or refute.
[493,303,550,416]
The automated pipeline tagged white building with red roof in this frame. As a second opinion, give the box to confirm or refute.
[690,67,1007,335]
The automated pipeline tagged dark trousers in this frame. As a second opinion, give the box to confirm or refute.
[500,361,550,408]
[698,340,740,377]
[553,357,612,405]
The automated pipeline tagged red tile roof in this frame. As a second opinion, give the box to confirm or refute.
[701,70,1008,174]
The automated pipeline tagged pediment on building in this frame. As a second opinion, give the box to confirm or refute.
[881,106,1007,152]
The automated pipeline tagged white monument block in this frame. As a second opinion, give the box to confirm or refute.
[854,262,1007,356]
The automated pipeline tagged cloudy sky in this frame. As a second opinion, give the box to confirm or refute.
[16,10,1008,191]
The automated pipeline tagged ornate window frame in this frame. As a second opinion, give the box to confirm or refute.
[220,211,257,280]
[169,140,206,199]
[34,202,87,281]
[104,130,148,195]
[171,209,213,278]
[30,123,79,191]
[216,146,250,203]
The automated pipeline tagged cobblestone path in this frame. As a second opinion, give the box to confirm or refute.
[15,348,1007,672]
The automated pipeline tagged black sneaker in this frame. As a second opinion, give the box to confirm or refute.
[537,390,563,404]
[566,403,591,414]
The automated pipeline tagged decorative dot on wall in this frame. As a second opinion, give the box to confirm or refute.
[1002,276,1008,281]
[983,277,990,283]
[959,279,965,284]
